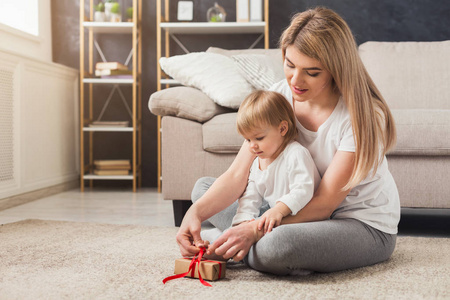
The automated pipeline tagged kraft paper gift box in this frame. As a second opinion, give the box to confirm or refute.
[174,258,226,281]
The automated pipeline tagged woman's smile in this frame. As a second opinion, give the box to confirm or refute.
[292,86,309,95]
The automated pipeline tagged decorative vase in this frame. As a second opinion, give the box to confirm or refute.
[207,2,226,22]
[94,11,106,22]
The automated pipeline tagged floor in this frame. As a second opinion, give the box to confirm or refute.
[0,188,174,227]
[0,188,449,237]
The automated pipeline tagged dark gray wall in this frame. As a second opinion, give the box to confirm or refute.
[51,0,450,188]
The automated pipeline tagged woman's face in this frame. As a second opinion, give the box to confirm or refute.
[284,45,335,104]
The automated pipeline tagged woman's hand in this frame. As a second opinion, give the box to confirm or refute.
[176,206,208,257]
[176,142,256,257]
[207,220,264,261]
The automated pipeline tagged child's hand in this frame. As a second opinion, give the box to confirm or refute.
[258,202,291,234]
[258,208,284,234]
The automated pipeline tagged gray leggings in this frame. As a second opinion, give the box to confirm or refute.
[192,177,397,275]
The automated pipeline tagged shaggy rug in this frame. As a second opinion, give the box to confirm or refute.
[0,219,448,299]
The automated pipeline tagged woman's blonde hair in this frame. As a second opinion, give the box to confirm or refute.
[280,7,396,189]
[237,90,298,151]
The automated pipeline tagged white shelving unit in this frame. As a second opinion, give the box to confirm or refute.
[82,21,134,33]
[159,21,266,34]
[155,0,270,192]
[83,127,134,132]
[79,0,142,191]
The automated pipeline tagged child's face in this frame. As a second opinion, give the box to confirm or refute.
[243,122,287,162]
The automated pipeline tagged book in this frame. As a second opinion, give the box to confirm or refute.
[95,69,132,76]
[89,121,129,127]
[94,169,130,176]
[250,0,263,22]
[95,164,131,171]
[237,0,250,22]
[95,62,129,71]
[94,159,131,167]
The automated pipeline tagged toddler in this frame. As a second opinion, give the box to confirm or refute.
[232,90,320,233]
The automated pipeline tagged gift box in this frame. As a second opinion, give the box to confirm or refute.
[174,257,226,281]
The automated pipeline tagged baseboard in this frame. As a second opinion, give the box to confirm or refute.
[0,180,79,211]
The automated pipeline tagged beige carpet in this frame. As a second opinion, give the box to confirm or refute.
[0,220,449,299]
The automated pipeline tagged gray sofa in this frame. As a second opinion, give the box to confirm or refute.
[149,41,450,226]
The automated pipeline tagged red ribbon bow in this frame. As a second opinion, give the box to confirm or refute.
[163,247,215,287]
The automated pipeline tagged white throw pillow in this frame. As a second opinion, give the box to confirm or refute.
[159,52,255,109]
[231,53,285,90]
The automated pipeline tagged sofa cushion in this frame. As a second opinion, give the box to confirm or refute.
[149,87,232,123]
[202,113,243,153]
[389,109,450,156]
[159,52,254,109]
[202,110,450,156]
[359,41,450,110]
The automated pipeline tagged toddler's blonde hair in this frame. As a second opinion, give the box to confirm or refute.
[237,90,298,150]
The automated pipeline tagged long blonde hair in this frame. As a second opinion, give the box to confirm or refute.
[279,7,396,189]
[237,90,298,152]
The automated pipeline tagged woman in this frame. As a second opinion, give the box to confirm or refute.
[176,7,400,275]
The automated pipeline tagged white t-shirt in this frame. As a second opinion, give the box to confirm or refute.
[232,141,321,226]
[271,80,400,234]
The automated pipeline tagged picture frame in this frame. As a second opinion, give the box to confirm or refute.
[177,1,193,21]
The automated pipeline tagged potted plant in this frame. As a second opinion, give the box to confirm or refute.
[94,1,106,22]
[109,2,122,22]
[126,7,133,22]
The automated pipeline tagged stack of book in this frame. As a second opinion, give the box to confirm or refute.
[93,160,131,176]
[95,62,132,79]
[89,121,129,128]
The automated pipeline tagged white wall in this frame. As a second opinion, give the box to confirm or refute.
[0,0,79,199]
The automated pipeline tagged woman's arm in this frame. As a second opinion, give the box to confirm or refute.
[176,141,255,256]
[191,141,255,220]
[206,151,356,261]
[282,150,355,224]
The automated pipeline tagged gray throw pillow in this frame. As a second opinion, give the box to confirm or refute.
[149,86,233,123]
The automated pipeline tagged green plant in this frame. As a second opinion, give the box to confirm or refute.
[126,7,133,19]
[95,1,105,12]
[110,2,120,14]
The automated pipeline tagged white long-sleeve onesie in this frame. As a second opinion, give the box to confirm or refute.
[232,141,321,226]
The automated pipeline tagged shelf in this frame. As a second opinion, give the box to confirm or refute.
[80,0,142,192]
[83,174,134,180]
[83,127,134,132]
[160,22,266,34]
[83,21,134,34]
[160,78,180,85]
[83,78,134,84]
